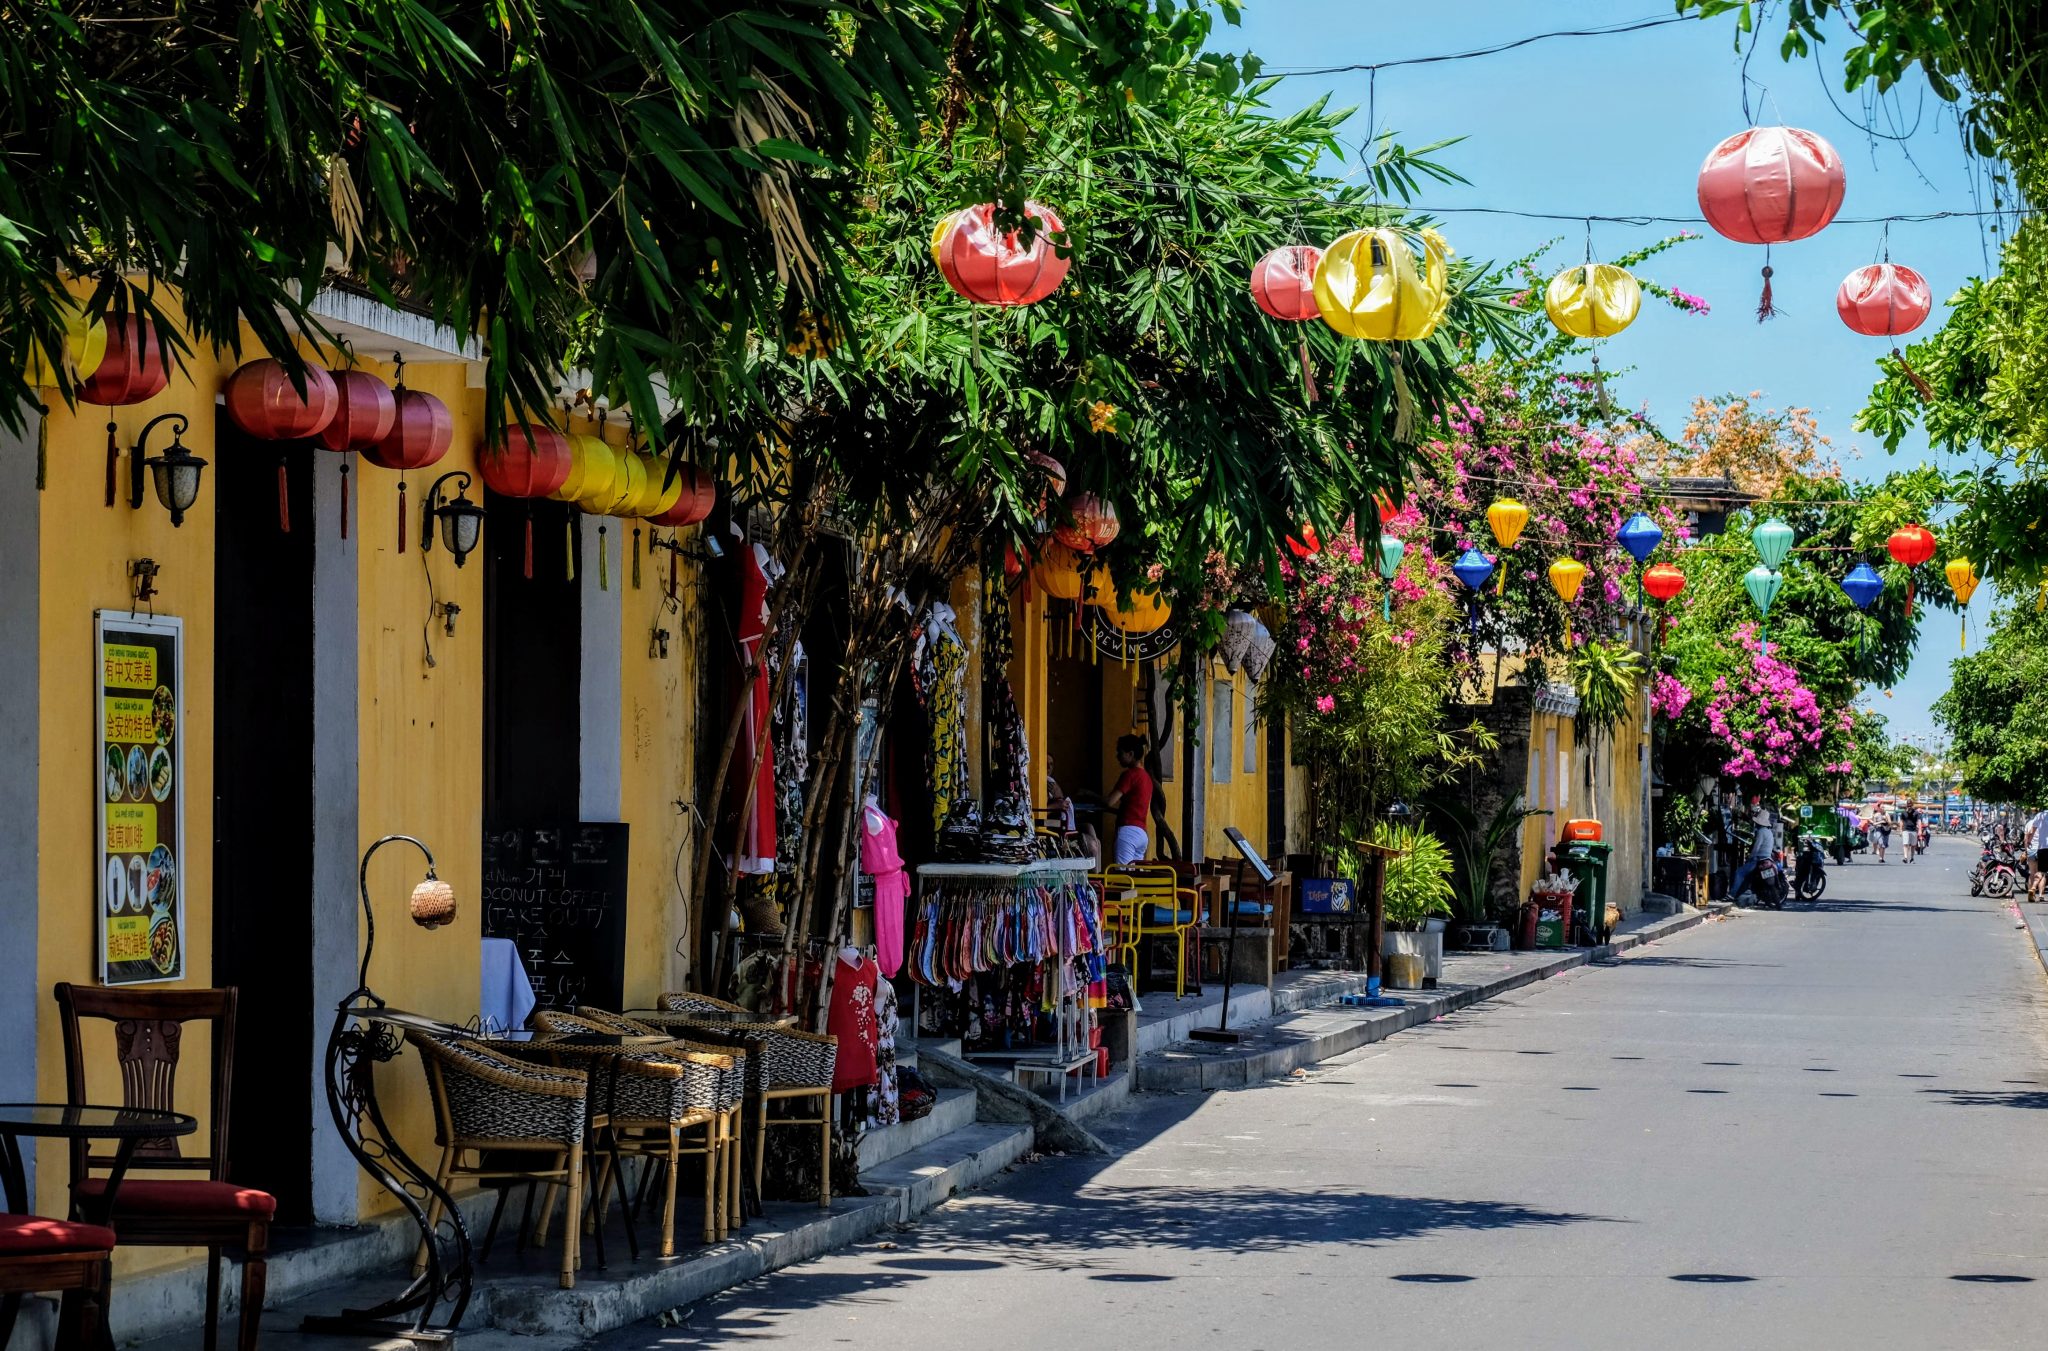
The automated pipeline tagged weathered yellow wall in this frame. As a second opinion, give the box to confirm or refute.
[1200,665,1272,863]
[34,297,224,1273]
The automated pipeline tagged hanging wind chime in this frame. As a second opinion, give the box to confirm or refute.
[1486,498,1528,596]
[1696,125,1846,319]
[1946,556,1979,650]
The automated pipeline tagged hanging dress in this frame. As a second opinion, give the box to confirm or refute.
[825,952,880,1094]
[861,803,912,978]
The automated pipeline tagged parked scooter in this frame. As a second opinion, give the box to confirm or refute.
[1981,848,2024,899]
[1795,836,1828,901]
[1743,853,1789,909]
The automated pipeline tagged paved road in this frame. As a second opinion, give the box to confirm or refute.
[600,835,2048,1350]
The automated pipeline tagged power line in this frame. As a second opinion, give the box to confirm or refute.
[1264,14,1692,78]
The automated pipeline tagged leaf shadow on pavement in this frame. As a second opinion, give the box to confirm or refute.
[1919,1086,2048,1110]
[1803,899,1982,914]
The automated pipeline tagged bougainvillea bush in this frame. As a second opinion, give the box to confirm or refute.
[1668,623,1857,800]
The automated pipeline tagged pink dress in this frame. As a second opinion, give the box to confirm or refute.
[861,804,911,977]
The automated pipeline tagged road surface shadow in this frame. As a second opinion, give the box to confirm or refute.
[1805,899,1981,914]
[1920,1086,2048,1110]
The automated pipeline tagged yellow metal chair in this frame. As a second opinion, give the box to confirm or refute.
[1128,865,1200,999]
[1092,871,1141,975]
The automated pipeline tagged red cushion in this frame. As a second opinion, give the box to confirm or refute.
[0,1214,116,1254]
[76,1179,276,1219]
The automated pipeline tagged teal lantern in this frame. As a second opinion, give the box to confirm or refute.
[1752,518,1795,570]
[1377,533,1405,620]
[1745,564,1784,655]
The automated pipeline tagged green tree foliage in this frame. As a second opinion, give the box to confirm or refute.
[1935,599,2048,804]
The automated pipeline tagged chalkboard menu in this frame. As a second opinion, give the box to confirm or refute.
[481,822,631,1010]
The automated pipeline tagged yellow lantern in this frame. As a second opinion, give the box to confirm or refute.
[1312,227,1452,341]
[634,454,684,518]
[552,433,614,505]
[1545,264,1642,339]
[929,210,967,269]
[1101,587,1172,634]
[1549,557,1587,648]
[1947,556,1980,649]
[1486,498,1529,595]
[1032,538,1087,601]
[23,303,108,387]
[599,447,648,516]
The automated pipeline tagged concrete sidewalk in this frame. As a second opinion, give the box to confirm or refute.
[1138,905,1727,1092]
[2015,892,2048,979]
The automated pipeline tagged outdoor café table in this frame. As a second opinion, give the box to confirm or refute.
[475,1032,672,1267]
[620,1010,799,1220]
[0,1103,197,1349]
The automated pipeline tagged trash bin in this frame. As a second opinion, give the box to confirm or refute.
[1565,841,1614,945]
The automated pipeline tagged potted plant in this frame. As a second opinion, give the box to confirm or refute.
[1373,821,1454,984]
[1434,794,1549,950]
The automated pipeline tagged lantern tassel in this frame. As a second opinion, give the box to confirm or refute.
[35,403,48,491]
[1590,351,1614,417]
[340,459,351,539]
[397,480,407,553]
[1390,351,1415,444]
[1906,579,1914,620]
[632,526,642,589]
[104,420,118,508]
[598,524,609,591]
[1298,335,1319,404]
[523,511,534,581]
[1756,261,1777,323]
[668,532,679,595]
[566,515,577,582]
[1895,346,1934,403]
[278,458,291,534]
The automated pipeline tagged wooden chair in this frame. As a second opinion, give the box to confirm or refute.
[0,1213,115,1351]
[653,993,837,1207]
[534,1010,731,1254]
[54,984,273,1351]
[406,1033,589,1289]
[1126,866,1201,998]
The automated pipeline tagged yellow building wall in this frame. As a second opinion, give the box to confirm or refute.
[1200,665,1273,863]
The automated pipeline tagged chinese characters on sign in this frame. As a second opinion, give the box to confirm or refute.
[97,614,184,985]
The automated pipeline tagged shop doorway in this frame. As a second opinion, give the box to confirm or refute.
[483,496,581,822]
[212,431,316,1220]
[1046,652,1105,798]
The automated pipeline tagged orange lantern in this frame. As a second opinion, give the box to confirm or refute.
[648,462,717,528]
[224,359,339,442]
[1887,523,1937,617]
[78,313,168,407]
[1032,539,1088,601]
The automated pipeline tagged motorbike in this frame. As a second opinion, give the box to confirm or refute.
[1744,854,1788,910]
[1795,837,1828,901]
[1981,849,2024,899]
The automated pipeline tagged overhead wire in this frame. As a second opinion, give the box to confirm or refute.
[1262,13,1693,79]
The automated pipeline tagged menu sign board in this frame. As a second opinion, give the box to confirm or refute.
[481,823,630,1010]
[96,613,185,985]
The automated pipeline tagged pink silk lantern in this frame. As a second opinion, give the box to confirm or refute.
[936,201,1070,307]
[1836,263,1932,337]
[1251,246,1322,321]
[1052,491,1119,553]
[361,383,452,554]
[314,370,396,540]
[224,359,339,441]
[80,313,172,509]
[1697,126,1845,320]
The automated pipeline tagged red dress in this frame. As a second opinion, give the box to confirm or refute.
[826,953,880,1093]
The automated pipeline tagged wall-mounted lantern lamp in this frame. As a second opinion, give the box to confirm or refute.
[420,470,485,566]
[129,413,207,527]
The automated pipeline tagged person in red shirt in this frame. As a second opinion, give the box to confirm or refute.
[1107,734,1155,864]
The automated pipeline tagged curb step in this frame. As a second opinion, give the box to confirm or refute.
[855,1087,978,1170]
[860,1121,1036,1219]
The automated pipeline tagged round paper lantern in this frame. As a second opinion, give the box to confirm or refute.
[1028,450,1067,499]
[1031,538,1088,601]
[1486,499,1529,549]
[1696,126,1846,245]
[1617,512,1663,565]
[1752,517,1795,569]
[630,454,683,518]
[1549,557,1586,603]
[24,304,107,388]
[1451,548,1495,592]
[1837,263,1933,338]
[1946,556,1979,604]
[1251,246,1323,322]
[935,201,1069,307]
[1840,561,1885,611]
[1053,491,1119,552]
[1546,264,1642,339]
[1744,565,1784,615]
[555,433,618,505]
[595,447,647,516]
[1313,227,1451,341]
[317,370,397,452]
[1285,523,1322,558]
[1886,523,1937,568]
[1643,563,1686,602]
[1375,492,1399,525]
[361,387,452,470]
[79,313,169,406]
[648,462,717,527]
[479,424,573,499]
[224,359,339,441]
[1101,588,1172,635]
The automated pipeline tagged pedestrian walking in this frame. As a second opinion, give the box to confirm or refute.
[1106,734,1155,865]
[2026,806,2048,902]
[1900,801,1922,862]
[1872,807,1892,863]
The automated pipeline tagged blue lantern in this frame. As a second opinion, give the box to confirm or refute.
[1617,512,1663,564]
[1841,560,1885,664]
[1451,548,1496,591]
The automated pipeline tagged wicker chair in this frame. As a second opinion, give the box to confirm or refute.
[534,1010,731,1254]
[407,1033,589,1289]
[653,992,837,1207]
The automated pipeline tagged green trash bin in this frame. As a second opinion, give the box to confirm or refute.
[1565,842,1614,945]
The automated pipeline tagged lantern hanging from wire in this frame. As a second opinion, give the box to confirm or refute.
[1886,523,1938,617]
[314,370,396,539]
[78,313,171,509]
[933,201,1070,307]
[1053,491,1120,553]
[1617,511,1664,610]
[1752,517,1795,569]
[1548,557,1586,648]
[1253,244,1326,401]
[1946,556,1979,650]
[1314,229,1451,442]
[1377,533,1406,621]
[648,461,717,528]
[360,359,452,554]
[1840,560,1885,663]
[1451,547,1495,641]
[1548,262,1642,411]
[1643,561,1686,643]
[1838,260,1935,398]
[1745,565,1785,656]
[481,423,574,579]
[224,358,341,533]
[1487,498,1529,595]
[23,302,107,389]
[1696,125,1846,318]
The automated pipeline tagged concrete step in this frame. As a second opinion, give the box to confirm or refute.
[855,1087,978,1170]
[859,1121,1036,1220]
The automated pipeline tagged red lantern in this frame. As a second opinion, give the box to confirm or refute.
[78,313,169,407]
[1029,450,1067,499]
[480,424,573,498]
[647,462,716,527]
[1052,491,1119,553]
[1642,563,1687,603]
[224,359,338,440]
[1375,493,1399,525]
[1837,263,1932,338]
[936,201,1069,307]
[1251,246,1322,322]
[362,387,452,471]
[1888,523,1937,618]
[317,370,397,451]
[1286,523,1322,558]
[1697,126,1845,245]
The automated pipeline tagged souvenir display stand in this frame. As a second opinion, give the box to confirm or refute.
[907,859,1106,1094]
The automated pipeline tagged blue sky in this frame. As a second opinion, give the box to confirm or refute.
[1230,1,2004,738]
